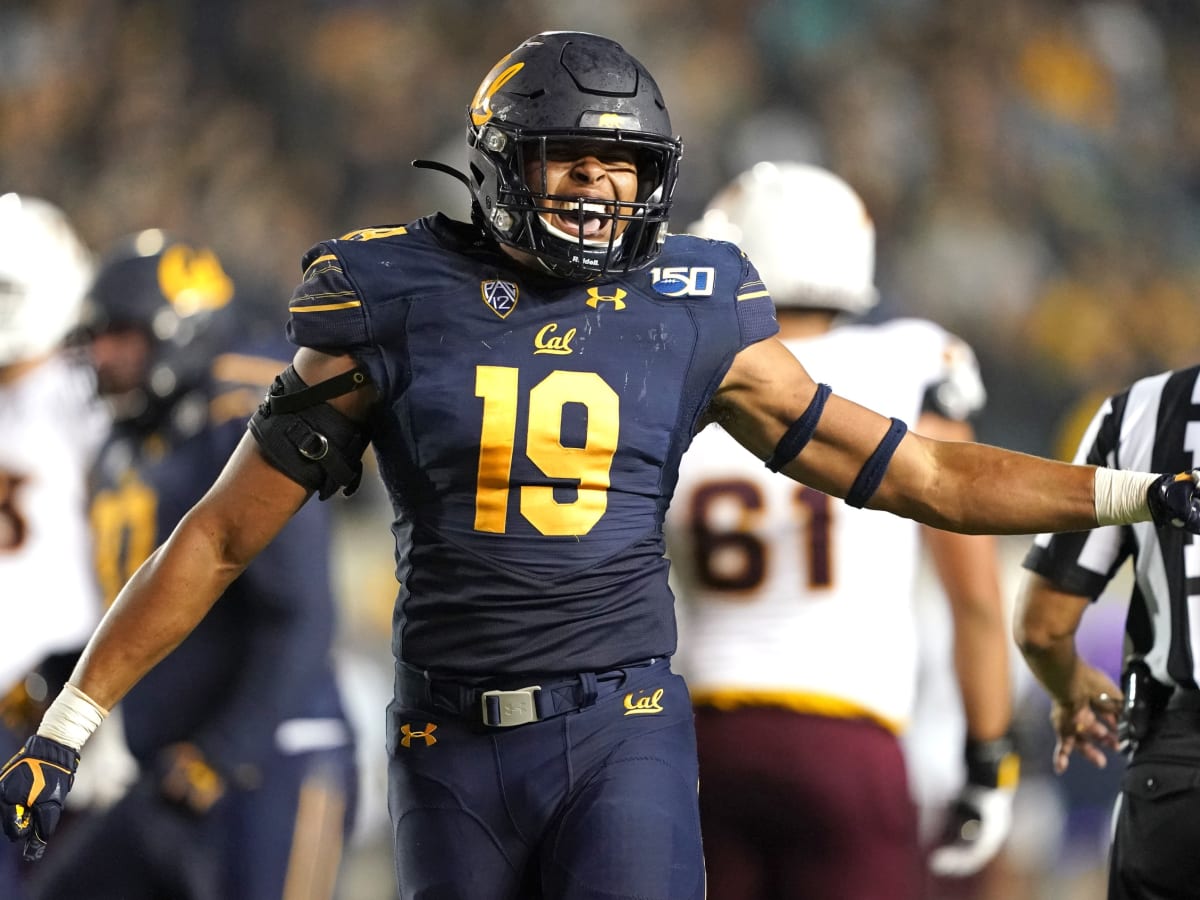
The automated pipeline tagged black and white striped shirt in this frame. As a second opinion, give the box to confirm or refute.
[1024,365,1200,690]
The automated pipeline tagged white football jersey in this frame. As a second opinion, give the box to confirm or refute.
[667,318,984,731]
[0,354,109,693]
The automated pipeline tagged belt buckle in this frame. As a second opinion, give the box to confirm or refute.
[481,685,542,727]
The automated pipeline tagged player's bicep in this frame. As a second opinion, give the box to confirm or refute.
[709,336,898,497]
[247,348,379,501]
[292,347,379,421]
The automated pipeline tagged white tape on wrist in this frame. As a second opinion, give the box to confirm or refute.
[37,683,109,751]
[1094,468,1157,526]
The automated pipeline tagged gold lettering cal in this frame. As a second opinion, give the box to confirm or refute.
[533,323,577,356]
[623,688,665,716]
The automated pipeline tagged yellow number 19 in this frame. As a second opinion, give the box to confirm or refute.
[474,366,619,536]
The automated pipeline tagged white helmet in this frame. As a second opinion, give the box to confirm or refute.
[690,161,878,315]
[0,192,94,366]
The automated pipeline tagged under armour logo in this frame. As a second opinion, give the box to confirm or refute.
[585,287,626,310]
[399,723,438,748]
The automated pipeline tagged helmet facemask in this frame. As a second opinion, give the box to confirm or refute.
[469,124,680,280]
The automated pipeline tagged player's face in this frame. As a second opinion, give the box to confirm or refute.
[525,141,640,242]
[90,326,151,396]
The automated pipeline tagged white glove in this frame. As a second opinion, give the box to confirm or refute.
[928,783,1014,877]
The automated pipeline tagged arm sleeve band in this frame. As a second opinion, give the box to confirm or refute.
[845,417,908,509]
[1093,468,1156,526]
[765,383,832,473]
[248,365,372,500]
[37,684,108,751]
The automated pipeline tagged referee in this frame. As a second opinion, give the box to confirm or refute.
[1015,364,1200,900]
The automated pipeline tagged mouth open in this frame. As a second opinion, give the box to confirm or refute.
[549,200,615,240]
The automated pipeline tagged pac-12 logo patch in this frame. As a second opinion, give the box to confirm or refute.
[482,280,519,318]
[650,266,715,298]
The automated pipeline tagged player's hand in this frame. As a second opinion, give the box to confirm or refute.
[1048,664,1122,774]
[928,736,1019,878]
[0,735,79,861]
[157,742,226,815]
[1148,470,1200,531]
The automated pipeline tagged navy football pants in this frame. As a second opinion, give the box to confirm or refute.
[386,657,704,900]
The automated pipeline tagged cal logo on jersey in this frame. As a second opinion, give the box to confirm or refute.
[650,266,715,298]
[481,279,518,318]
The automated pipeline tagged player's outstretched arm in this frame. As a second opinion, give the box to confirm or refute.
[710,337,1198,535]
[1,349,375,861]
[70,347,374,711]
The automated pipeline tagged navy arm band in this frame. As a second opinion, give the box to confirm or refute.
[765,382,832,473]
[845,417,908,509]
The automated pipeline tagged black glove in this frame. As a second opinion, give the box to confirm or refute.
[1148,471,1200,531]
[929,736,1019,877]
[0,735,79,861]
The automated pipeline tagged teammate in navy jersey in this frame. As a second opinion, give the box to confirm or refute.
[4,31,1200,900]
[1016,365,1200,900]
[19,232,357,900]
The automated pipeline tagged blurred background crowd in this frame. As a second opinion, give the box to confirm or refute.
[4,0,1199,897]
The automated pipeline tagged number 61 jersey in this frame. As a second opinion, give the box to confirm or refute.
[286,214,778,678]
[666,319,986,731]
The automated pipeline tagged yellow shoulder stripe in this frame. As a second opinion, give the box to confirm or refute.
[734,282,772,303]
[303,254,342,279]
[291,300,363,313]
[339,226,408,241]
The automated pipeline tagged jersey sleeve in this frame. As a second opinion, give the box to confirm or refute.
[731,248,780,349]
[285,242,373,353]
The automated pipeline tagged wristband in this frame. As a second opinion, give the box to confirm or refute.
[36,683,109,751]
[1094,468,1157,527]
[965,735,1019,790]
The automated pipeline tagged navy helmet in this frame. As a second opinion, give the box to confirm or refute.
[84,229,235,411]
[432,32,684,281]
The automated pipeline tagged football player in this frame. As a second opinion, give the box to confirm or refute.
[3,32,1200,900]
[0,193,106,900]
[20,232,358,900]
[667,162,1015,899]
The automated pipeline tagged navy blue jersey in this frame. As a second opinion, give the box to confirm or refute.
[90,338,348,770]
[286,215,778,677]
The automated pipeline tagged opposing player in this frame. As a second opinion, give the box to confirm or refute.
[667,162,1015,899]
[3,32,1200,900]
[21,232,358,900]
[0,193,106,899]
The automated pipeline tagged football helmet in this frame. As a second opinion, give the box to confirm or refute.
[458,31,683,280]
[84,229,234,413]
[691,162,878,315]
[0,193,94,366]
